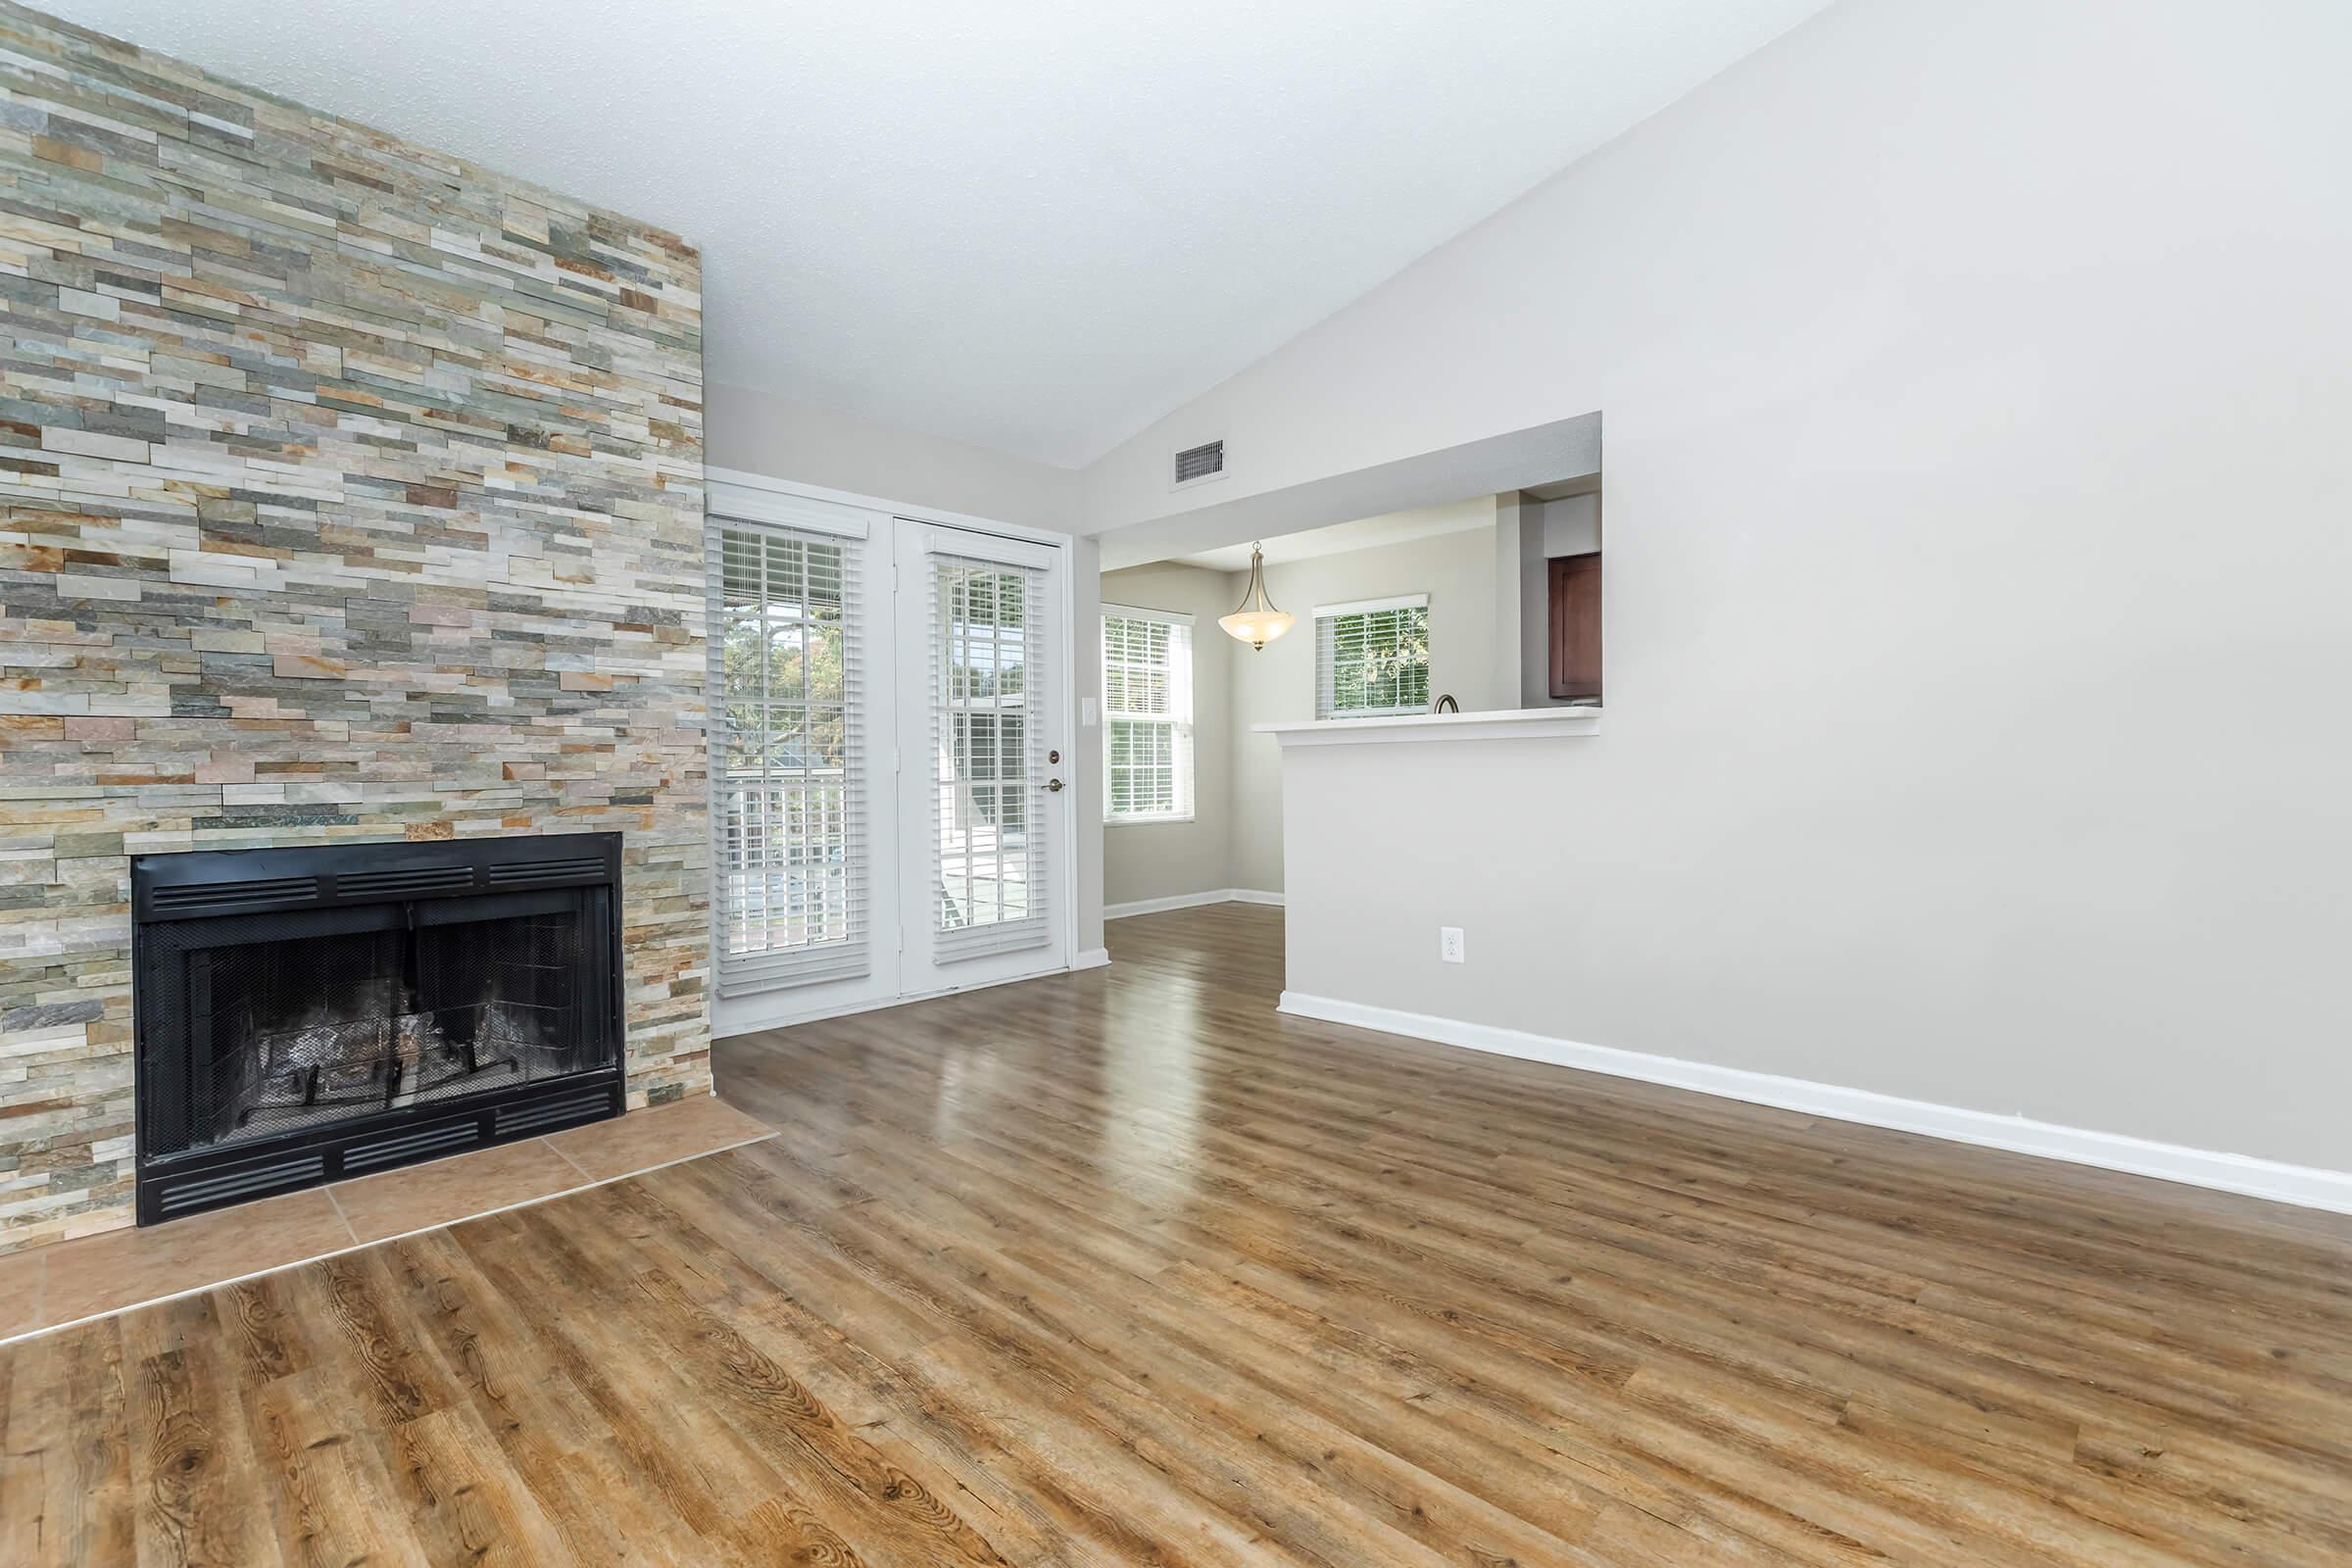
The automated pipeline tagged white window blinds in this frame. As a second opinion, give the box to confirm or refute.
[1314,594,1432,719]
[708,518,867,995]
[1102,606,1195,822]
[929,551,1052,962]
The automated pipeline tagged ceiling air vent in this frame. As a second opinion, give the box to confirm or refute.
[1173,439,1225,487]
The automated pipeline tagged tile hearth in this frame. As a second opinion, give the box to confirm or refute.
[0,1096,769,1345]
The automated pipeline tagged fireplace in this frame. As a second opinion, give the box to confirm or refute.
[130,833,625,1223]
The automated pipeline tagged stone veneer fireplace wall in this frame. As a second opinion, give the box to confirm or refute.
[0,1,710,1253]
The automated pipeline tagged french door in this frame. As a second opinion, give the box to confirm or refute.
[708,485,1070,1036]
[894,522,1070,995]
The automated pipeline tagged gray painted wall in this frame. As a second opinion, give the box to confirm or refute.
[1081,0,2352,1171]
[1099,563,1237,909]
[1104,527,1505,905]
[710,382,1083,533]
[1228,531,1505,894]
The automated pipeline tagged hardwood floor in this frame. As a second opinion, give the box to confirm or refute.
[4,902,2348,1565]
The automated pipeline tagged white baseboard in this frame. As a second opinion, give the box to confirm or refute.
[1104,889,1228,920]
[713,954,1094,1039]
[1106,887,1287,920]
[1276,992,2352,1216]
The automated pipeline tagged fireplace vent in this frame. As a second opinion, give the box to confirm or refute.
[343,1119,486,1173]
[496,1084,616,1138]
[155,1152,328,1216]
[488,855,609,887]
[336,864,476,899]
[150,875,318,915]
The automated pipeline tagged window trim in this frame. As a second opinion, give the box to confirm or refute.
[1313,593,1432,721]
[1312,594,1429,619]
[1101,602,1197,826]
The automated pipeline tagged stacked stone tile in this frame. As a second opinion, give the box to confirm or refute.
[0,2,710,1252]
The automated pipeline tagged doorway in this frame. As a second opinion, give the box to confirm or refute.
[706,474,1074,1037]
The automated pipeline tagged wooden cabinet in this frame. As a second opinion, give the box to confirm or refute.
[1547,553,1602,702]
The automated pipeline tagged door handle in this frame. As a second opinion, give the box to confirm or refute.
[1046,778,1064,792]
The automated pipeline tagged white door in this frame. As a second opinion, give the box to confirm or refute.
[708,486,1070,1036]
[894,520,1072,996]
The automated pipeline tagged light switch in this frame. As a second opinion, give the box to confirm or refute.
[1081,697,1099,727]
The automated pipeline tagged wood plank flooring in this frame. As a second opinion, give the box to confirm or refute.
[3,901,2348,1565]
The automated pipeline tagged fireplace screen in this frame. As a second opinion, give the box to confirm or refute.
[153,906,587,1157]
[133,835,623,1222]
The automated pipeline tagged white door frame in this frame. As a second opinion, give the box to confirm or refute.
[704,466,1081,1035]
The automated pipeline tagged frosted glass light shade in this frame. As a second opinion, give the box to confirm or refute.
[1219,543,1294,651]
[1218,607,1296,650]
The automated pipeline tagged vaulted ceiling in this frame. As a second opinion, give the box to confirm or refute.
[38,0,1834,466]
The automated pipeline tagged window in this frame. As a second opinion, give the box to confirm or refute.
[710,521,865,995]
[1315,595,1431,718]
[1102,606,1195,822]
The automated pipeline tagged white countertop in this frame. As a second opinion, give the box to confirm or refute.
[1255,706,1602,746]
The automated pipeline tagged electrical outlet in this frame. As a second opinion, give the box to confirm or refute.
[1440,926,1465,963]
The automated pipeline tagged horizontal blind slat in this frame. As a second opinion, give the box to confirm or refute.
[1101,612,1193,821]
[1315,601,1432,720]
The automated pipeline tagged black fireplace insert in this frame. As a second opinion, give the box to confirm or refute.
[131,833,624,1223]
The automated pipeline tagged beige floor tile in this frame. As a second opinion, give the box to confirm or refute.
[38,1188,355,1327]
[332,1137,583,1244]
[8,1101,770,1337]
[544,1093,772,1182]
[0,1248,43,1340]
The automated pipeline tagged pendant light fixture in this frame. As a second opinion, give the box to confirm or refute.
[1218,542,1296,651]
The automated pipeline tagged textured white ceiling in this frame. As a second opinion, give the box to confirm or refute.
[36,0,1831,466]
